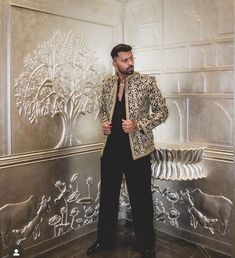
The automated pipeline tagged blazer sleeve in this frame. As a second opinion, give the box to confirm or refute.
[137,77,168,134]
[98,79,109,124]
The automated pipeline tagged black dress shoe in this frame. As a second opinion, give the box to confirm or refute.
[140,248,156,258]
[86,241,114,256]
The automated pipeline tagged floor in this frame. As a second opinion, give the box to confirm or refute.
[37,220,230,258]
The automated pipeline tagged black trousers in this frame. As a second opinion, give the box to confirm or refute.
[97,134,155,250]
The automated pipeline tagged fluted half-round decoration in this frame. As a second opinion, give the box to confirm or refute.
[151,146,206,181]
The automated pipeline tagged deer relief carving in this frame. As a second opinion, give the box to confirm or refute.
[0,195,51,248]
[13,196,51,244]
[0,195,39,247]
[180,188,233,235]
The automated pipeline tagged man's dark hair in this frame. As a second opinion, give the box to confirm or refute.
[111,44,132,59]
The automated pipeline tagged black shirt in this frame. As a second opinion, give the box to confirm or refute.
[109,84,130,146]
[106,83,131,158]
[111,88,126,136]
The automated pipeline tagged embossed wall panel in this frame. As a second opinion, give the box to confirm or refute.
[124,0,162,47]
[163,0,218,43]
[124,0,234,255]
[217,0,233,35]
[155,159,234,249]
[163,71,233,93]
[163,47,189,70]
[190,44,217,68]
[10,6,114,154]
[0,0,123,256]
[163,73,206,93]
[154,98,187,143]
[134,49,161,72]
[10,6,115,72]
[0,151,101,257]
[204,71,233,92]
[135,23,161,48]
[218,41,233,66]
[188,98,233,146]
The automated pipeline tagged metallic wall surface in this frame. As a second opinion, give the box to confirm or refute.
[124,0,234,256]
[0,0,234,257]
[0,0,123,257]
[0,0,123,157]
[232,2,235,257]
[0,150,102,257]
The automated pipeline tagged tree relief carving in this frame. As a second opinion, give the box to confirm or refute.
[14,31,105,148]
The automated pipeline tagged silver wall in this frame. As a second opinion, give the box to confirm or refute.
[0,0,123,257]
[124,0,234,256]
[0,0,234,257]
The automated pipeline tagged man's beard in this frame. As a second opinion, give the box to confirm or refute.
[125,65,134,74]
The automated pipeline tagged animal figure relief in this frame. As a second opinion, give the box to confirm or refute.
[180,189,233,235]
[0,195,39,247]
[14,196,51,244]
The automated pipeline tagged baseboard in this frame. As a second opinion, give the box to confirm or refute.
[155,222,232,256]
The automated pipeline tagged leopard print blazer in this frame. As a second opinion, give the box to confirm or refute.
[99,72,168,160]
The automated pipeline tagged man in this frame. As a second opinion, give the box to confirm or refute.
[86,44,168,258]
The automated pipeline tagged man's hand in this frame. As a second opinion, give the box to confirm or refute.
[122,119,138,134]
[103,122,112,135]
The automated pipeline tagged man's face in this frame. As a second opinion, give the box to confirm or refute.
[113,51,134,76]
